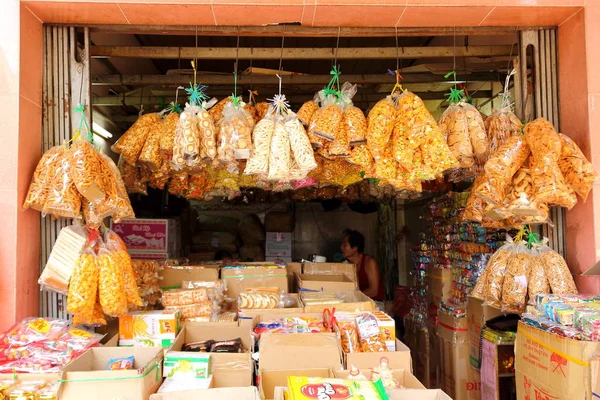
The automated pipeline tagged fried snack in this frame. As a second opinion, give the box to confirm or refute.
[198,108,218,160]
[147,159,171,190]
[208,97,229,121]
[101,154,134,222]
[97,248,128,317]
[268,121,292,181]
[112,113,161,165]
[348,144,374,175]
[168,172,190,197]
[366,97,396,161]
[286,116,318,173]
[484,109,522,159]
[24,146,65,211]
[116,249,142,307]
[341,106,367,146]
[396,91,440,151]
[310,102,343,143]
[527,249,550,305]
[73,299,106,327]
[217,102,254,166]
[484,245,512,308]
[245,103,259,123]
[187,172,214,199]
[67,140,107,203]
[138,122,162,171]
[501,244,531,313]
[438,103,475,168]
[462,174,488,223]
[465,103,489,161]
[471,266,489,301]
[337,320,360,353]
[42,157,82,219]
[159,112,180,159]
[172,105,201,171]
[418,128,459,180]
[245,117,275,177]
[329,123,350,157]
[484,135,530,205]
[238,292,279,309]
[374,149,398,185]
[558,133,597,201]
[525,118,577,208]
[356,313,387,352]
[255,102,270,120]
[118,156,147,195]
[540,247,578,295]
[297,100,319,128]
[67,251,99,322]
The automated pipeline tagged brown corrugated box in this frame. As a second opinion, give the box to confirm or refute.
[428,266,452,306]
[297,273,357,293]
[301,290,376,313]
[221,265,288,300]
[159,265,220,290]
[302,262,358,283]
[149,387,261,399]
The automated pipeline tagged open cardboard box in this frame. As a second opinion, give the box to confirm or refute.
[285,262,303,292]
[345,339,412,371]
[149,386,261,400]
[302,262,358,283]
[160,265,220,290]
[297,273,357,293]
[238,293,304,321]
[259,333,344,400]
[59,347,163,400]
[331,368,425,389]
[170,323,254,388]
[221,265,288,300]
[301,290,376,313]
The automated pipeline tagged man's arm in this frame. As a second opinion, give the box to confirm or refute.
[362,256,381,298]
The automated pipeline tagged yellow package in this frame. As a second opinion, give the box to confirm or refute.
[287,376,387,400]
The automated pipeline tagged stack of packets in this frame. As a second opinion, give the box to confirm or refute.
[131,260,162,310]
[523,294,600,340]
[0,379,60,400]
[331,311,395,352]
[253,317,328,339]
[0,318,104,373]
[161,280,225,322]
[118,310,181,349]
[408,240,429,327]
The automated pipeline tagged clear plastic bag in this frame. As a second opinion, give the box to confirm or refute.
[168,172,190,197]
[112,113,161,165]
[438,102,475,168]
[72,299,107,327]
[558,133,597,201]
[539,245,577,295]
[471,266,489,301]
[244,113,275,177]
[105,229,142,307]
[372,357,402,389]
[255,102,270,121]
[97,244,128,317]
[366,97,396,161]
[101,154,135,223]
[524,118,577,209]
[217,101,255,168]
[67,140,108,203]
[42,156,82,219]
[267,120,292,181]
[309,92,343,143]
[395,91,440,151]
[337,318,360,353]
[297,99,319,128]
[172,104,202,171]
[527,247,550,305]
[286,115,317,174]
[462,174,488,223]
[23,146,65,212]
[118,156,147,195]
[67,249,99,322]
[198,108,218,161]
[484,108,522,159]
[341,106,367,146]
[159,111,180,159]
[356,312,387,352]
[501,242,531,313]
[484,240,513,308]
[483,135,530,206]
[417,128,459,181]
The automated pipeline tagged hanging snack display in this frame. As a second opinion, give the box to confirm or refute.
[558,133,598,200]
[244,114,275,177]
[159,111,181,159]
[297,99,319,128]
[112,113,161,166]
[217,98,255,171]
[308,68,345,152]
[366,97,396,161]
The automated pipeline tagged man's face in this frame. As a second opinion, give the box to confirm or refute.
[340,236,358,258]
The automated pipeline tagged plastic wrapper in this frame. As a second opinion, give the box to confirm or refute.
[462,174,488,223]
[438,102,476,168]
[40,154,81,219]
[341,106,367,146]
[255,102,270,121]
[524,118,577,208]
[23,146,65,211]
[162,287,217,307]
[484,108,522,159]
[309,93,343,143]
[106,230,142,307]
[558,133,597,201]
[187,172,214,199]
[267,121,292,181]
[471,266,489,301]
[217,101,255,168]
[501,243,531,313]
[164,302,216,319]
[286,377,387,400]
[337,319,360,353]
[483,135,530,206]
[297,100,319,128]
[138,122,162,171]
[172,104,202,171]
[238,289,279,309]
[539,245,578,295]
[159,111,180,159]
[1,318,69,347]
[72,300,107,327]
[67,250,99,322]
[101,154,135,222]
[356,313,387,352]
[417,127,459,181]
[372,357,402,389]
[97,245,128,317]
[395,91,440,152]
[286,116,318,174]
[118,156,147,195]
[66,140,107,203]
[168,172,190,197]
[147,159,171,190]
[366,97,396,161]
[484,242,513,308]
[198,108,218,160]
[347,145,374,174]
[112,113,161,165]
[244,115,275,177]
[374,150,398,186]
[527,249,550,305]
[346,366,368,381]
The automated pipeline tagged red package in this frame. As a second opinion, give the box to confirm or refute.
[1,318,69,347]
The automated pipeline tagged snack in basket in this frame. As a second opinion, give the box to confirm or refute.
[366,97,396,161]
[557,133,597,201]
[356,313,387,352]
[112,113,161,165]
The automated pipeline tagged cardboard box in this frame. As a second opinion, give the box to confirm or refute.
[515,321,600,400]
[163,351,210,379]
[111,218,178,253]
[439,338,481,400]
[119,310,181,340]
[297,273,357,292]
[303,262,358,283]
[437,310,468,345]
[59,347,163,400]
[170,324,253,388]
[285,262,302,292]
[405,316,431,388]
[331,368,425,389]
[119,338,176,348]
[345,339,411,371]
[150,387,261,400]
[238,293,304,321]
[221,265,288,300]
[259,333,343,400]
[160,265,220,290]
[428,266,452,306]
[301,290,376,313]
[466,297,503,369]
[428,320,441,389]
[265,232,293,259]
[388,389,453,400]
[157,376,213,392]
[130,252,173,261]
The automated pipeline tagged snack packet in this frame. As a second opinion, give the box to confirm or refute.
[356,313,387,352]
[107,356,135,370]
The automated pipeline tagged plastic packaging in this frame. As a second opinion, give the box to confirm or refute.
[217,100,255,168]
[23,146,65,212]
[524,118,577,208]
[366,97,396,161]
[198,108,218,160]
[346,365,368,381]
[372,357,402,389]
[172,104,202,171]
[159,111,180,159]
[539,245,578,295]
[238,289,279,309]
[484,241,513,308]
[558,133,597,201]
[168,172,190,196]
[501,242,531,313]
[42,156,82,219]
[66,140,107,203]
[67,249,99,322]
[462,174,488,223]
[471,266,489,301]
[267,121,292,181]
[309,93,343,143]
[341,106,367,146]
[527,248,550,305]
[337,319,361,353]
[138,122,162,171]
[1,318,70,347]
[484,108,522,159]
[356,313,387,352]
[105,229,142,307]
[438,102,475,168]
[101,154,135,222]
[112,113,161,165]
[244,114,275,177]
[97,244,128,317]
[72,299,107,327]
[118,156,147,195]
[297,100,319,128]
[107,356,135,370]
[255,102,270,121]
[286,116,318,175]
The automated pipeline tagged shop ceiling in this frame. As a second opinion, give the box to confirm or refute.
[89,25,522,134]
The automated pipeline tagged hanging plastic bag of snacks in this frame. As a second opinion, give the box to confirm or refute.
[23,146,65,211]
[148,159,171,190]
[101,154,134,222]
[484,239,514,308]
[374,148,398,186]
[168,172,190,197]
[527,246,550,304]
[538,244,578,295]
[244,110,276,177]
[158,111,180,160]
[366,97,396,161]
[67,140,108,203]
[105,229,142,307]
[255,102,270,121]
[438,100,476,168]
[138,121,162,171]
[112,113,161,165]
[501,242,532,313]
[348,145,374,176]
[67,248,99,322]
[187,172,214,199]
[267,119,292,181]
[72,298,106,327]
[217,99,255,170]
[172,104,202,171]
[97,243,128,317]
[471,266,489,301]
[42,156,82,219]
[286,114,318,174]
[329,82,359,157]
[462,174,488,223]
[297,98,320,128]
[198,107,218,161]
[557,133,598,201]
[524,118,577,208]
[395,91,441,153]
[342,105,367,146]
[118,156,147,195]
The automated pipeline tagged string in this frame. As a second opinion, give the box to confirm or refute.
[74,103,92,143]
[333,27,341,69]
[279,26,286,75]
[194,25,198,85]
[395,26,399,74]
[232,29,240,105]
[139,86,144,116]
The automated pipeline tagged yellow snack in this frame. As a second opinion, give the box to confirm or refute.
[112,113,161,165]
[67,140,107,203]
[23,146,65,212]
[138,122,162,171]
[558,133,597,201]
[172,105,202,171]
[297,100,319,127]
[97,248,128,317]
[438,102,475,168]
[67,252,99,322]
[366,97,396,161]
[159,112,180,158]
[198,108,218,161]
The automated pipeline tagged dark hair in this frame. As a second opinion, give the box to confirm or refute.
[343,229,365,254]
[214,250,233,261]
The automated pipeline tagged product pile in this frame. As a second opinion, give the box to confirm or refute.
[131,260,162,310]
[161,280,225,322]
[0,379,60,399]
